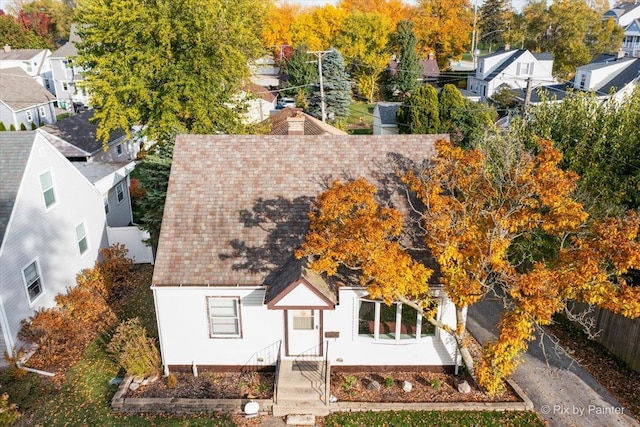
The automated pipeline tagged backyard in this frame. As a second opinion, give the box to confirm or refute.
[2,257,636,426]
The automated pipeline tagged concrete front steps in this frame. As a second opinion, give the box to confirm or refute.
[272,359,330,417]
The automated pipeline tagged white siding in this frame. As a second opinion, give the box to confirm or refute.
[0,134,108,353]
[153,287,284,368]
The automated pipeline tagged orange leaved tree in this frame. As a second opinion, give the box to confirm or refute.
[298,136,640,393]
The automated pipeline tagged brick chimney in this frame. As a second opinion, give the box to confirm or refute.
[286,112,305,135]
[3,45,11,53]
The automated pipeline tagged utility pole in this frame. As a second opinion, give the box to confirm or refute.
[471,0,478,69]
[308,50,330,123]
[523,77,533,124]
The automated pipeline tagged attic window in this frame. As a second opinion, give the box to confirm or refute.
[579,74,586,89]
[357,299,436,342]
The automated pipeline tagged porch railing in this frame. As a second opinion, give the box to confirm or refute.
[323,340,331,405]
[274,340,282,405]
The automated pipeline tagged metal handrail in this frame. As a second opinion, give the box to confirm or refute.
[274,340,282,405]
[324,340,331,405]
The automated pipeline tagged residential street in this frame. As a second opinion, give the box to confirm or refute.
[467,298,640,427]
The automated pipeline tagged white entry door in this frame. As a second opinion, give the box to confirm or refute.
[286,309,321,356]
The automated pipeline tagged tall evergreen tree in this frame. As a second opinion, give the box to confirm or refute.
[479,0,511,49]
[389,20,421,100]
[308,48,351,123]
[396,84,439,134]
[283,43,318,97]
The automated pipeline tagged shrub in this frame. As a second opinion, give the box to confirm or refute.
[20,123,27,131]
[0,122,6,131]
[0,393,21,426]
[167,373,177,388]
[384,376,395,388]
[98,244,134,296]
[31,122,37,130]
[342,375,357,392]
[55,284,116,333]
[9,124,16,131]
[18,308,75,360]
[107,318,160,377]
[430,378,441,390]
[129,178,146,201]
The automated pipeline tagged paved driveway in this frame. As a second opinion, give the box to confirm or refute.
[467,297,640,427]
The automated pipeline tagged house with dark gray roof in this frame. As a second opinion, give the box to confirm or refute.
[0,67,57,130]
[0,46,53,91]
[604,2,640,57]
[151,134,461,415]
[49,24,90,110]
[0,132,109,358]
[466,47,556,100]
[514,54,640,104]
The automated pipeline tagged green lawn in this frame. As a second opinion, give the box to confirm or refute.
[346,102,375,135]
[325,410,545,427]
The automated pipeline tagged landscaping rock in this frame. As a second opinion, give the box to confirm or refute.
[367,380,381,391]
[457,380,471,394]
[141,379,149,386]
[402,381,412,392]
[129,382,140,391]
[133,376,145,384]
[148,375,159,384]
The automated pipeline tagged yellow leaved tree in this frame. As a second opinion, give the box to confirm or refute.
[298,136,640,394]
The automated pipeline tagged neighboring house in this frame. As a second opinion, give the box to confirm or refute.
[515,53,640,104]
[266,107,347,135]
[419,54,440,83]
[242,83,278,124]
[250,54,280,88]
[372,102,401,135]
[152,134,460,377]
[0,68,57,130]
[604,2,640,57]
[38,111,141,229]
[467,47,556,99]
[48,24,90,110]
[38,110,139,163]
[0,46,54,92]
[0,132,108,357]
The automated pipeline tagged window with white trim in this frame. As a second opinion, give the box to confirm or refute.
[26,110,33,122]
[39,170,56,208]
[62,82,68,91]
[23,260,43,303]
[76,222,88,255]
[208,297,241,337]
[116,182,124,203]
[103,194,110,214]
[39,106,46,117]
[579,73,586,89]
[358,299,436,341]
[116,144,123,156]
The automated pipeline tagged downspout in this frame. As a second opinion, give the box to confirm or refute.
[151,285,169,376]
[0,295,14,358]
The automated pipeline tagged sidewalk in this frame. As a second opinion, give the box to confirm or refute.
[467,297,640,427]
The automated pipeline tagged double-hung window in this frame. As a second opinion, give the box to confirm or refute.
[208,297,241,337]
[26,111,33,122]
[23,260,43,303]
[358,299,436,341]
[116,144,123,156]
[116,182,124,203]
[39,106,46,117]
[76,222,88,255]
[39,171,56,209]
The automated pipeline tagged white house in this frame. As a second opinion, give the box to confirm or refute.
[467,48,556,100]
[372,102,401,135]
[242,82,278,124]
[0,46,54,91]
[48,24,90,110]
[152,134,460,379]
[604,2,640,57]
[0,132,108,357]
[0,68,57,130]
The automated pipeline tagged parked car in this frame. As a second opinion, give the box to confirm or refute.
[277,97,296,109]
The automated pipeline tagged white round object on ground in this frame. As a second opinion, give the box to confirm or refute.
[244,401,259,415]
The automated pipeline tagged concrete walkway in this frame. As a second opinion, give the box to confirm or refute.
[467,297,640,427]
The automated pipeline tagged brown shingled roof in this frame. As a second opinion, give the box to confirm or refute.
[267,107,347,135]
[152,134,447,287]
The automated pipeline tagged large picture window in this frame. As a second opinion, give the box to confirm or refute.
[358,299,436,341]
[208,297,241,337]
[23,260,43,303]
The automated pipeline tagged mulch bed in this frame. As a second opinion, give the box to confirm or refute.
[129,371,274,399]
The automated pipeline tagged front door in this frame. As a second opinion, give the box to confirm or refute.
[286,309,321,356]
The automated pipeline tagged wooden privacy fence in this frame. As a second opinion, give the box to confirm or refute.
[568,302,640,373]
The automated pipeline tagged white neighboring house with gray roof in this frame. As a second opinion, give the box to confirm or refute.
[0,67,57,130]
[0,46,54,92]
[0,132,108,357]
[372,102,401,135]
[49,24,90,110]
[467,48,556,100]
[604,2,640,57]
